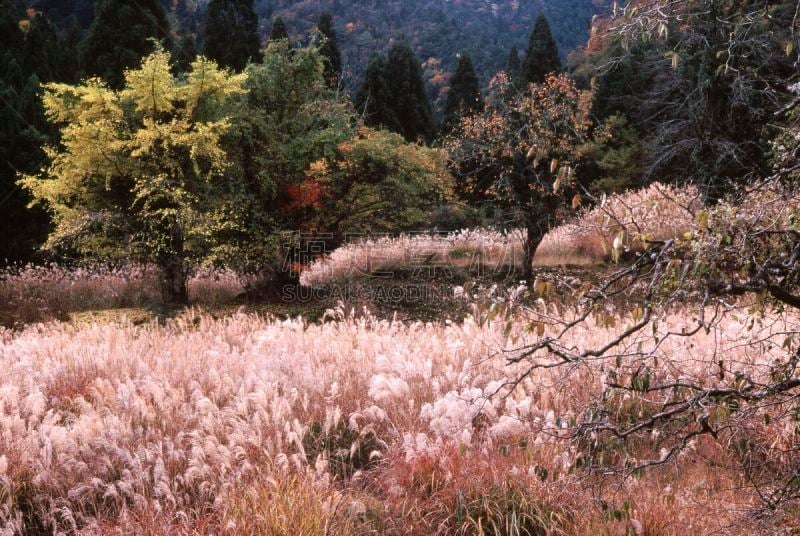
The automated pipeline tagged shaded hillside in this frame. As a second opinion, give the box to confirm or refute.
[257,0,608,105]
[25,0,608,108]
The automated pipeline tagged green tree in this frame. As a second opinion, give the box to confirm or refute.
[523,14,561,85]
[385,40,435,143]
[312,128,453,233]
[0,6,82,265]
[21,49,246,302]
[269,16,289,42]
[203,0,261,71]
[600,0,798,198]
[174,33,199,73]
[79,0,171,89]
[217,41,353,275]
[507,45,522,86]
[355,54,400,132]
[441,53,482,133]
[316,11,342,87]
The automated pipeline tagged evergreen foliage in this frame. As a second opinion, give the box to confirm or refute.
[384,41,435,143]
[507,45,522,86]
[355,55,401,132]
[523,14,561,85]
[0,4,80,264]
[204,0,262,71]
[269,16,290,42]
[79,0,171,89]
[441,53,482,132]
[316,11,342,87]
[255,0,598,96]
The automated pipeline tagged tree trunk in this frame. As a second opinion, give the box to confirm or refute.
[160,257,189,305]
[159,221,189,305]
[522,221,543,282]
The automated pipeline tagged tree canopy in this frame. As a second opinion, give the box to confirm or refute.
[21,49,246,302]
[316,11,342,87]
[79,0,171,89]
[203,0,262,71]
[441,53,482,133]
[523,14,561,85]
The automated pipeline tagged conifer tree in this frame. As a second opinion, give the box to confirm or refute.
[355,54,401,132]
[316,11,342,87]
[79,0,171,89]
[203,0,261,71]
[522,14,560,85]
[174,33,198,73]
[441,53,482,132]
[269,16,289,43]
[384,41,435,143]
[507,45,522,85]
[0,6,77,263]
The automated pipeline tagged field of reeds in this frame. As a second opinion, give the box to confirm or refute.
[0,302,796,534]
[300,183,702,286]
[0,265,252,325]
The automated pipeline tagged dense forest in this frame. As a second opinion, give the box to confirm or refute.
[24,0,608,97]
[253,0,605,99]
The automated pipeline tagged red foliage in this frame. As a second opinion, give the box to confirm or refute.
[286,178,329,209]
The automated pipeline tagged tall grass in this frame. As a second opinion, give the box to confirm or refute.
[0,304,792,533]
[0,265,251,324]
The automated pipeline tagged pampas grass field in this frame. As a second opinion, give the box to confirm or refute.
[1,302,795,534]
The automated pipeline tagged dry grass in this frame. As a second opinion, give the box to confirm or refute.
[300,229,525,286]
[0,302,795,533]
[0,265,251,324]
[300,184,703,285]
[534,183,702,266]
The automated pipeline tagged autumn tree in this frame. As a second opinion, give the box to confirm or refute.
[486,5,800,517]
[215,40,353,276]
[79,0,171,88]
[523,14,561,85]
[203,0,262,71]
[316,11,342,87]
[441,53,482,133]
[21,49,246,302]
[446,73,591,280]
[219,39,454,277]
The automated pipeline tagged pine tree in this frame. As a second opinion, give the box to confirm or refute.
[441,53,482,132]
[316,12,342,87]
[269,16,289,43]
[80,0,171,89]
[522,14,560,85]
[507,45,522,85]
[22,14,64,82]
[355,54,400,132]
[174,33,198,73]
[384,41,435,143]
[0,6,74,264]
[203,0,261,71]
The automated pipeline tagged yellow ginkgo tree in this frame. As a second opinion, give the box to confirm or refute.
[21,48,246,303]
